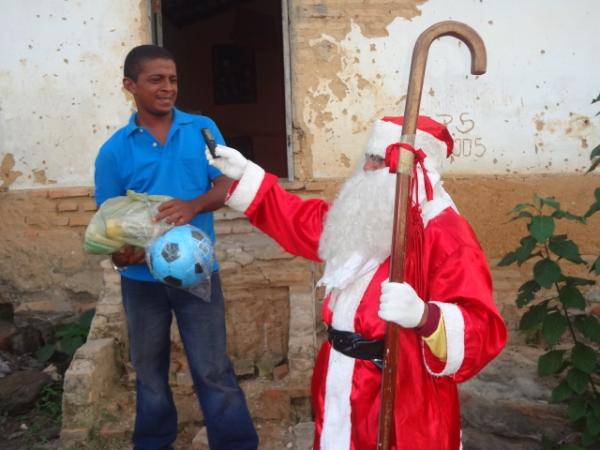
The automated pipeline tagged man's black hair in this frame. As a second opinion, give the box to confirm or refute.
[124,44,175,81]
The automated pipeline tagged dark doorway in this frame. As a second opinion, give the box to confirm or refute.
[159,0,289,177]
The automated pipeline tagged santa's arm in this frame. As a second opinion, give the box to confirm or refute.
[422,245,507,382]
[209,145,328,262]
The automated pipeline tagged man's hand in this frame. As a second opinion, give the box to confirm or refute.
[378,281,428,328]
[112,245,146,267]
[205,144,248,180]
[155,198,200,225]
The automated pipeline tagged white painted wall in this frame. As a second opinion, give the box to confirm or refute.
[306,0,600,177]
[1,1,598,189]
[0,0,151,190]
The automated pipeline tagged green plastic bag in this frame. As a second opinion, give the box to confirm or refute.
[84,190,174,254]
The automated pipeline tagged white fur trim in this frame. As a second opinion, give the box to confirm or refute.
[321,349,354,450]
[421,183,459,227]
[422,301,465,377]
[224,161,265,213]
[321,268,375,450]
[365,120,402,157]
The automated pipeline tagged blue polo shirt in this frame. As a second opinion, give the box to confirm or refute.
[94,108,225,282]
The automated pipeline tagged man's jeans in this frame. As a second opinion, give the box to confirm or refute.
[121,272,258,450]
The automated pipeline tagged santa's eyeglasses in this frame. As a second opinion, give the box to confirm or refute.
[364,154,385,164]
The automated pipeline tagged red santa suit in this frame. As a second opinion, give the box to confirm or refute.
[225,117,507,450]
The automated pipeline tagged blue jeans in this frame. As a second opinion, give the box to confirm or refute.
[121,272,258,450]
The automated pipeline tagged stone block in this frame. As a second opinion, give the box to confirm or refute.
[273,363,289,380]
[60,427,90,445]
[233,358,255,377]
[253,389,290,420]
[294,422,315,450]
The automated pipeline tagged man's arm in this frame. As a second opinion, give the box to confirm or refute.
[154,175,233,225]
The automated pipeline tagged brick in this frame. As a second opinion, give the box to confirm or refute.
[52,216,70,226]
[25,214,51,225]
[281,180,305,191]
[81,198,98,211]
[29,189,49,197]
[68,213,94,227]
[48,186,92,199]
[57,200,79,212]
[304,181,327,191]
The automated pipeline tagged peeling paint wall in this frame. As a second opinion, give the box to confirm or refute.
[0,0,151,190]
[293,0,600,178]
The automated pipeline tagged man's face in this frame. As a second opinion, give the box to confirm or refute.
[123,58,177,116]
[363,154,386,171]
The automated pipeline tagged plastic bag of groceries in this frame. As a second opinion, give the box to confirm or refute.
[84,190,174,254]
[145,224,215,302]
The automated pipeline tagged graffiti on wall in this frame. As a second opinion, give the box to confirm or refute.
[436,112,487,161]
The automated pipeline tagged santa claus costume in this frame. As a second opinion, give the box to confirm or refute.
[219,117,507,450]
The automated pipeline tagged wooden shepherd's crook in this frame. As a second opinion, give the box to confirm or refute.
[377,21,487,450]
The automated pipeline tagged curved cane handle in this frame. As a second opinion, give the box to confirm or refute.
[402,21,487,137]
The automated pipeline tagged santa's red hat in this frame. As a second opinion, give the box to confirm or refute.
[364,116,454,166]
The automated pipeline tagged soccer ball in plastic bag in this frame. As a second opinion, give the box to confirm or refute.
[147,225,214,288]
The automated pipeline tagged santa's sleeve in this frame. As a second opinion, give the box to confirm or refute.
[225,161,329,262]
[421,245,507,382]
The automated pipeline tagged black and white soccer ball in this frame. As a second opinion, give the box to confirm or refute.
[147,225,214,288]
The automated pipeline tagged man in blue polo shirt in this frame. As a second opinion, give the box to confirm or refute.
[94,44,258,450]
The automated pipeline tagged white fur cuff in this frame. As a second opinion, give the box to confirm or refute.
[423,301,465,377]
[225,161,265,213]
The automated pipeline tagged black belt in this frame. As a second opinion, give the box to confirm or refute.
[327,326,384,369]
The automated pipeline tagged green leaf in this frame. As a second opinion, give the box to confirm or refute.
[542,311,568,344]
[586,157,600,174]
[568,398,588,421]
[566,368,589,394]
[585,201,600,218]
[590,144,600,158]
[516,280,541,307]
[548,237,585,264]
[587,413,600,437]
[592,93,600,104]
[528,216,555,242]
[592,398,600,420]
[534,259,562,288]
[498,251,517,267]
[520,301,548,330]
[564,276,596,286]
[78,309,95,330]
[552,379,573,402]
[35,344,56,362]
[594,257,600,275]
[509,210,533,222]
[581,431,597,448]
[572,343,597,374]
[59,336,84,356]
[552,209,586,223]
[574,315,600,344]
[559,285,586,310]
[538,350,565,376]
[510,202,535,213]
[515,236,538,264]
[536,196,561,210]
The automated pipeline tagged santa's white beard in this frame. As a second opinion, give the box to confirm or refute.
[318,167,397,289]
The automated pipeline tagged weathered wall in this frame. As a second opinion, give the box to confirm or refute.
[0,0,151,191]
[290,0,600,178]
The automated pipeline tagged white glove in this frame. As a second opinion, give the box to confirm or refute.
[205,144,248,180]
[378,281,426,328]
